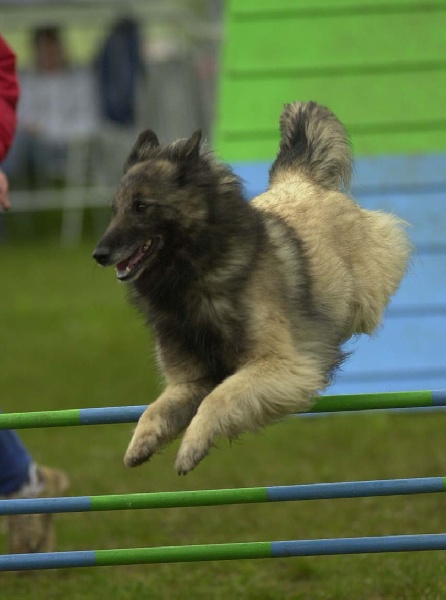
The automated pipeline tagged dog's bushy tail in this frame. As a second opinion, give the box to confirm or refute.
[269,101,352,191]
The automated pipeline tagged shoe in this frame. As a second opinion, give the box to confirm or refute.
[5,464,70,554]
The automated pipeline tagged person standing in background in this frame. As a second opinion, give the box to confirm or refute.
[3,26,99,189]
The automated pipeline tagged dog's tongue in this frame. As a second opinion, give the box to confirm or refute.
[116,257,130,271]
[116,246,145,273]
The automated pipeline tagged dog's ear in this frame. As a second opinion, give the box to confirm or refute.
[124,129,160,173]
[181,130,202,161]
[176,130,202,186]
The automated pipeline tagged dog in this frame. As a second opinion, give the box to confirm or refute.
[93,101,411,475]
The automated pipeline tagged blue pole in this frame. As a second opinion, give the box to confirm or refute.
[270,533,446,557]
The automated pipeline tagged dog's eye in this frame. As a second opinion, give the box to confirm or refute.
[133,201,147,214]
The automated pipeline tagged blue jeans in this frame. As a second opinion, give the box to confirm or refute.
[0,429,32,495]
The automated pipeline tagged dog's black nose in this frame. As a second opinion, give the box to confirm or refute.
[92,245,111,266]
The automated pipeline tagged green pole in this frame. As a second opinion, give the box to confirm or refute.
[91,487,267,511]
[95,542,272,566]
[0,408,81,429]
[312,390,433,413]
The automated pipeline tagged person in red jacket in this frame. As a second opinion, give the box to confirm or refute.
[0,36,19,210]
[0,36,70,554]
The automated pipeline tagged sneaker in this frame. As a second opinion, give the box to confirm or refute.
[5,464,70,554]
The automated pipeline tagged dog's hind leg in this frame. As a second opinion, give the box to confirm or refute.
[175,353,327,474]
[124,381,213,468]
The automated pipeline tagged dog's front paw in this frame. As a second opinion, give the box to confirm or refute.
[124,430,160,468]
[175,429,213,475]
[175,441,210,475]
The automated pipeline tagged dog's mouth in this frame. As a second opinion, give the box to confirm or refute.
[115,237,161,282]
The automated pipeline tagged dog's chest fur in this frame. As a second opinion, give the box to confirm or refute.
[132,276,249,384]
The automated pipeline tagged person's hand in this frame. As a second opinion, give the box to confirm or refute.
[0,168,11,210]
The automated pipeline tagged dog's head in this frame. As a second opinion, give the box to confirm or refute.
[93,128,231,283]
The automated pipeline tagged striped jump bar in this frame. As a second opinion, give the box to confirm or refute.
[2,534,446,571]
[1,476,445,516]
[1,390,445,430]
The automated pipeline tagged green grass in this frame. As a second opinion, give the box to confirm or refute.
[1,240,446,599]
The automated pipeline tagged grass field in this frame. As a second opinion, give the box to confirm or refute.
[1,239,446,599]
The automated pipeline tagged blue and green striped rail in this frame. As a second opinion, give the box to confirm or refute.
[2,534,446,571]
[0,476,445,516]
[1,390,445,430]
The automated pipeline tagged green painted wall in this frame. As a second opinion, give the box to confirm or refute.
[214,0,446,160]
